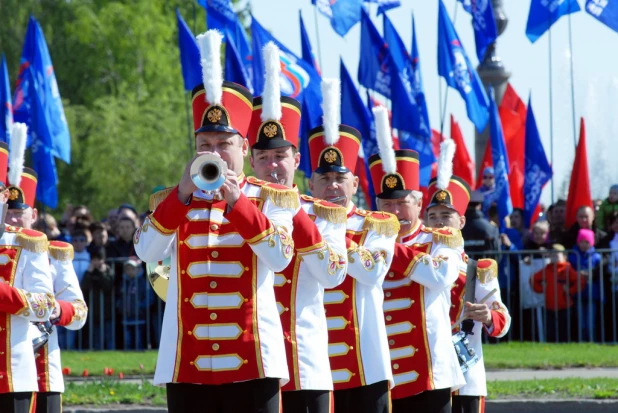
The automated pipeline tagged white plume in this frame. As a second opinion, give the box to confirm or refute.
[261,42,282,121]
[372,106,396,174]
[8,122,27,188]
[197,30,223,105]
[321,78,341,145]
[437,138,456,190]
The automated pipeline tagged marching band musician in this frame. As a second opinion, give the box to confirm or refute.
[247,43,348,413]
[371,117,465,413]
[307,79,397,413]
[134,30,298,413]
[0,125,55,413]
[5,151,87,413]
[424,144,511,413]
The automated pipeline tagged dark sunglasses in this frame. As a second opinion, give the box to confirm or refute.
[483,175,494,179]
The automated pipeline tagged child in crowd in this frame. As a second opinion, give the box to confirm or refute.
[71,229,91,284]
[118,258,152,350]
[597,185,618,232]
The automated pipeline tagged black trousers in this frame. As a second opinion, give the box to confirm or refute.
[35,392,61,413]
[0,392,35,413]
[333,380,390,413]
[167,378,280,413]
[392,388,451,413]
[282,390,332,413]
[452,395,484,413]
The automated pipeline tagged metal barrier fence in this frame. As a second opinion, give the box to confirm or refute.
[57,249,618,350]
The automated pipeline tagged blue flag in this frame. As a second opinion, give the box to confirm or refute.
[524,96,552,227]
[299,11,320,73]
[526,0,581,43]
[410,16,431,138]
[586,0,618,33]
[399,131,436,188]
[358,9,391,97]
[458,0,498,61]
[312,0,362,37]
[0,54,12,143]
[366,0,402,14]
[176,9,202,91]
[298,95,313,178]
[224,30,252,93]
[437,0,489,131]
[251,16,322,131]
[484,89,512,230]
[382,13,430,138]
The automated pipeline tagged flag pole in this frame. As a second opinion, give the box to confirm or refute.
[567,12,577,148]
[548,25,555,203]
[439,1,459,140]
[312,6,324,72]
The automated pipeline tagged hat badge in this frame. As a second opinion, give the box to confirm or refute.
[8,188,19,201]
[207,107,223,123]
[436,190,448,201]
[324,150,338,163]
[263,123,278,138]
[385,176,398,189]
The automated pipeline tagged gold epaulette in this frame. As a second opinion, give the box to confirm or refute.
[312,200,347,225]
[359,211,400,238]
[430,227,463,249]
[12,228,48,253]
[259,183,300,209]
[149,187,174,211]
[48,241,74,262]
[476,258,498,284]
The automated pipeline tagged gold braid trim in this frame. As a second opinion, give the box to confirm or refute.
[476,259,498,284]
[260,185,300,209]
[313,202,347,225]
[48,243,74,262]
[362,212,400,238]
[431,228,463,249]
[16,232,48,253]
[149,187,174,211]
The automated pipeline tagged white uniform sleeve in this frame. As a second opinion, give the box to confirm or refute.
[347,227,396,287]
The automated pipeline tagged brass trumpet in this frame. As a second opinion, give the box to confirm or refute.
[190,153,228,193]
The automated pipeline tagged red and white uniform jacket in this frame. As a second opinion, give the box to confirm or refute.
[383,222,465,399]
[33,241,87,393]
[325,204,397,390]
[278,195,347,391]
[451,255,510,396]
[135,176,297,386]
[0,226,54,393]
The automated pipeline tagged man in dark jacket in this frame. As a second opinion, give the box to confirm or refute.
[462,191,500,258]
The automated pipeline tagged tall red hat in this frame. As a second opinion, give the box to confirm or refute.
[192,31,253,138]
[308,79,361,174]
[247,43,301,150]
[0,141,8,187]
[7,168,37,210]
[425,140,470,216]
[367,106,419,199]
[6,123,37,209]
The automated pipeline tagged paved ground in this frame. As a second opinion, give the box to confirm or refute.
[486,367,618,381]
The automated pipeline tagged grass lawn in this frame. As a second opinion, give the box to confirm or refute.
[483,342,618,369]
[63,380,166,406]
[61,351,158,377]
[487,378,618,399]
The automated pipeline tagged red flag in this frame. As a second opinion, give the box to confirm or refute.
[450,115,475,187]
[355,156,372,207]
[565,118,592,228]
[475,84,526,208]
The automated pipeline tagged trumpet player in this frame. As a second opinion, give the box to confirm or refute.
[248,42,347,413]
[306,79,397,413]
[371,116,465,413]
[134,31,298,413]
[0,125,55,413]
[4,126,87,413]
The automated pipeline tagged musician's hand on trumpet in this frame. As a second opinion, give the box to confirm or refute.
[220,169,242,208]
[178,152,205,203]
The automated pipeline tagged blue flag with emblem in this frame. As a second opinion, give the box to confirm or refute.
[251,16,322,131]
[524,96,552,227]
[458,0,498,61]
[437,0,489,131]
[298,95,313,178]
[526,0,581,43]
[299,11,320,73]
[410,16,431,138]
[358,8,392,98]
[399,131,436,188]
[0,54,12,143]
[485,88,512,230]
[176,9,202,91]
[586,0,618,33]
[367,0,401,14]
[383,13,430,138]
[224,30,252,93]
[312,0,362,37]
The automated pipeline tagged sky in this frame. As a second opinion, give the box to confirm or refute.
[250,0,618,204]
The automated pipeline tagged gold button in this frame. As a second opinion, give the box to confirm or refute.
[212,343,220,351]
[210,281,217,289]
[393,363,399,370]
[210,313,217,320]
[243,360,248,364]
[385,292,391,298]
[451,304,455,308]
[188,331,193,336]
[389,339,395,346]
[190,361,194,365]
[184,298,189,303]
[350,346,354,350]
[244,298,249,303]
[388,272,394,277]
[210,224,219,231]
[0,352,4,355]
[284,307,289,312]
[386,315,392,321]
[411,300,415,305]
[411,324,416,329]
[244,267,250,271]
[181,270,186,275]
[211,251,219,258]
[179,241,184,245]
[287,279,292,284]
